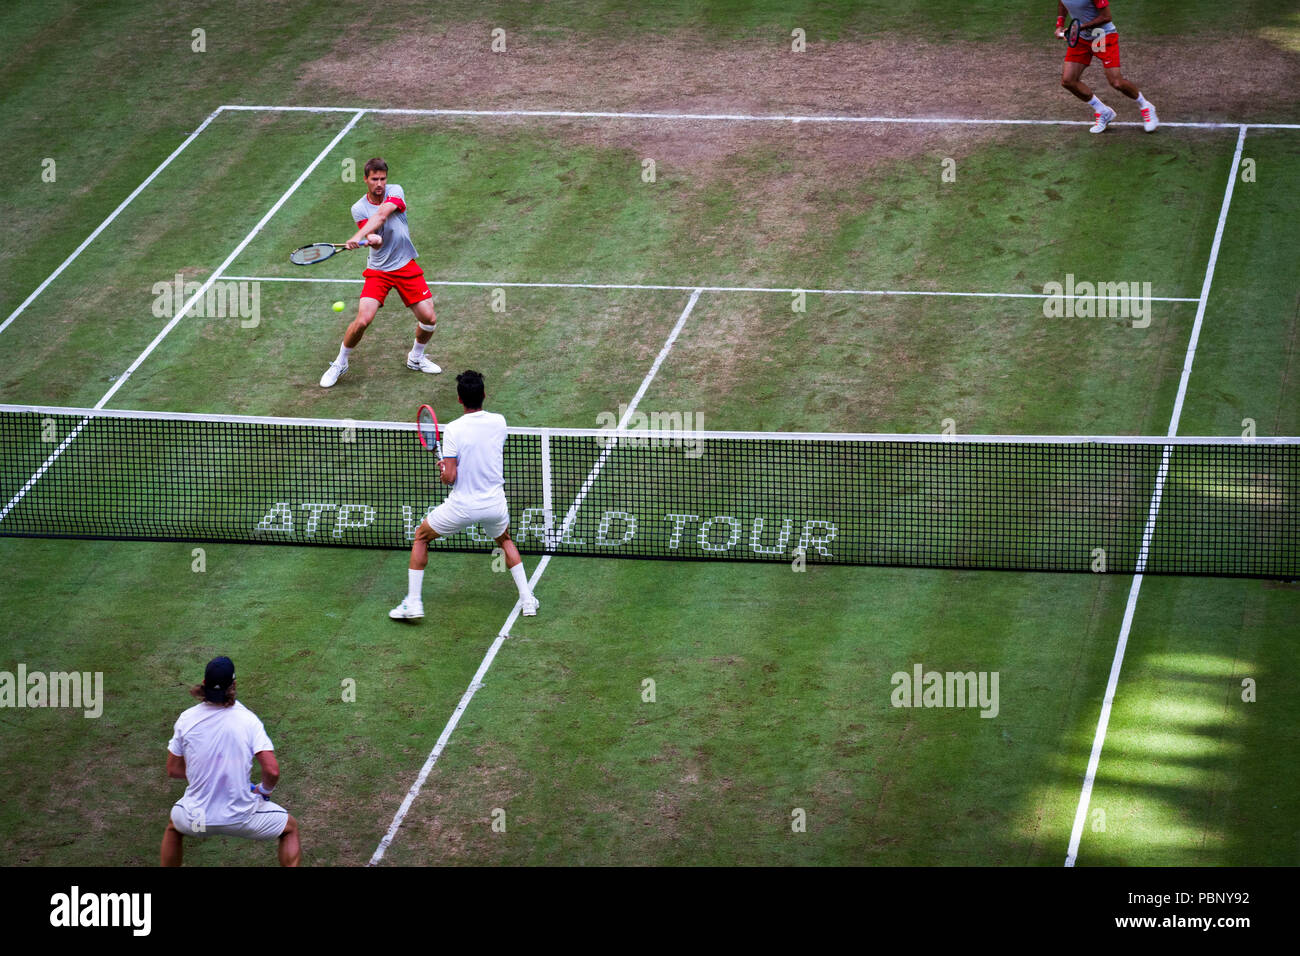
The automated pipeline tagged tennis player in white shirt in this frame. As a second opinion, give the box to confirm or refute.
[161,656,301,866]
[391,370,539,620]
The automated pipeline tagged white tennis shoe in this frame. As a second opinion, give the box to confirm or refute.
[406,355,442,374]
[320,360,348,388]
[1140,101,1159,132]
[389,598,424,620]
[1090,105,1117,134]
[521,597,540,617]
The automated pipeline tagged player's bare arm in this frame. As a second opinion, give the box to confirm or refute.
[346,202,398,249]
[166,752,187,780]
[440,458,458,485]
[255,750,279,790]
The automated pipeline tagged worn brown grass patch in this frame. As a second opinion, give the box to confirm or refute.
[300,24,1300,132]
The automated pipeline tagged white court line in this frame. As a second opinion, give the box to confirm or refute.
[218,275,1199,303]
[218,103,1300,130]
[11,405,1288,445]
[367,288,702,866]
[551,289,703,545]
[1167,127,1252,436]
[0,107,226,339]
[5,404,1288,446]
[1064,125,1248,868]
[1,100,1271,341]
[364,624,514,866]
[621,288,702,417]
[0,111,366,527]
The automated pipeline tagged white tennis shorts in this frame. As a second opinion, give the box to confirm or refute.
[427,496,510,539]
[171,802,289,841]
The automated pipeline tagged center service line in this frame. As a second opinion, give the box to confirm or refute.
[368,288,703,866]
[1064,125,1248,867]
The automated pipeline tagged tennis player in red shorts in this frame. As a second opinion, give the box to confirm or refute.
[1056,1,1158,134]
[320,157,441,387]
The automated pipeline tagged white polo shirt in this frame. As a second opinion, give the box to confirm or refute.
[168,700,274,827]
[442,410,508,508]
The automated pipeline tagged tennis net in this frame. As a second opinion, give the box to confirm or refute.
[1,405,1296,578]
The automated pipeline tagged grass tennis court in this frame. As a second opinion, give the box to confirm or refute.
[1,0,1298,869]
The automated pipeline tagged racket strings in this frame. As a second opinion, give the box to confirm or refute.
[418,408,440,452]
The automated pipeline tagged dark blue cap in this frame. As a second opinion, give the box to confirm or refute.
[203,656,235,703]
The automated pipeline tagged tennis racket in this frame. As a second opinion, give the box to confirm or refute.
[416,403,443,463]
[288,239,371,266]
[1065,17,1084,47]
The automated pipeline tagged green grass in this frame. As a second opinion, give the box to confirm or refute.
[3,118,1241,419]
[0,111,352,407]
[637,294,1195,435]
[1067,575,1300,865]
[0,537,538,866]
[1178,130,1300,437]
[0,0,1297,868]
[376,560,1131,865]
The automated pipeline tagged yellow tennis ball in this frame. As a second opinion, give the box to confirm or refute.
[332,301,345,312]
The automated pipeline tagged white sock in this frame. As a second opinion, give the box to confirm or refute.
[335,344,352,365]
[509,563,532,601]
[410,339,427,359]
[1087,95,1104,110]
[407,568,424,603]
[1135,92,1149,107]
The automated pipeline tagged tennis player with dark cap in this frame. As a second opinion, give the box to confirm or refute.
[160,656,301,866]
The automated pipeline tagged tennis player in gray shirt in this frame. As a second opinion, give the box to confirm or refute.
[1055,0,1158,134]
[321,157,443,387]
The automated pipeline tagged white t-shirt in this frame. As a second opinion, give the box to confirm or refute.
[441,410,508,509]
[168,700,274,827]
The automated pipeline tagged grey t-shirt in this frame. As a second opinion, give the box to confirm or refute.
[351,183,418,272]
[1061,0,1118,36]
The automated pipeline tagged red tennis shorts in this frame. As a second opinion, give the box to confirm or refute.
[360,259,433,308]
[1065,31,1121,69]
